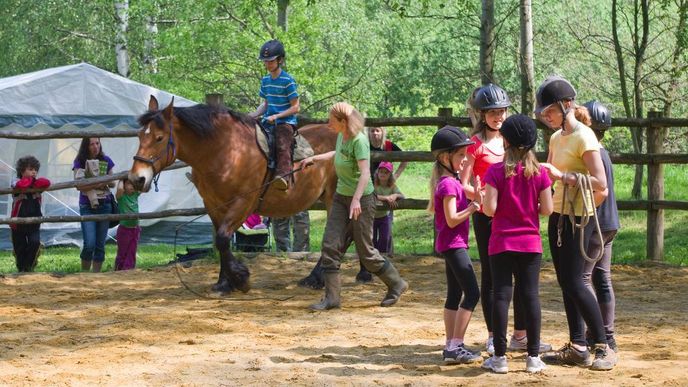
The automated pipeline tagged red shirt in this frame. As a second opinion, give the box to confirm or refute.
[467,135,504,187]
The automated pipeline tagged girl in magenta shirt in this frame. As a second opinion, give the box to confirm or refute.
[481,115,553,374]
[429,126,482,365]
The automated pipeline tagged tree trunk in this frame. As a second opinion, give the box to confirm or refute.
[144,16,158,74]
[630,0,650,199]
[479,0,495,84]
[277,0,289,32]
[519,0,535,116]
[114,0,130,77]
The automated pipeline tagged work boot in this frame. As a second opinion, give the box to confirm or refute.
[376,261,408,307]
[309,271,341,310]
[273,124,294,191]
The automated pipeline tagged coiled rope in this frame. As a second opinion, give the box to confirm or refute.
[556,172,604,263]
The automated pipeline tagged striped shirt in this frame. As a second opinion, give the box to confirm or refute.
[259,69,298,126]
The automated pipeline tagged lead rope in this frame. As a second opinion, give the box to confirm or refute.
[556,172,604,263]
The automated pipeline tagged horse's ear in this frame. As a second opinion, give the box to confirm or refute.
[163,97,175,120]
[148,95,159,111]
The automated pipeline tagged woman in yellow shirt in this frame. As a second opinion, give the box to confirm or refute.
[537,76,616,371]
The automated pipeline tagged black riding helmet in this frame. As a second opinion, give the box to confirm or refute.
[473,84,511,111]
[534,76,577,114]
[583,100,612,131]
[500,114,537,150]
[431,125,474,156]
[258,39,286,61]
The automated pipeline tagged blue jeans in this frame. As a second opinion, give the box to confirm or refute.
[80,203,111,262]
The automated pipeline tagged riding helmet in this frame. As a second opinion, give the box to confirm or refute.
[258,39,286,61]
[473,84,512,111]
[499,114,538,150]
[534,76,577,114]
[431,126,474,155]
[583,100,612,131]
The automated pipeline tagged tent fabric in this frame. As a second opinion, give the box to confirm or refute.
[0,63,213,249]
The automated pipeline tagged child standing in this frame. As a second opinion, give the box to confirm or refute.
[10,156,51,272]
[429,125,482,364]
[373,161,404,253]
[582,100,621,352]
[114,179,141,271]
[481,115,553,373]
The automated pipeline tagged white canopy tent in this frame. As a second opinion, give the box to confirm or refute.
[0,63,213,249]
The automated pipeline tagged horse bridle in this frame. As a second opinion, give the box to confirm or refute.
[132,118,176,192]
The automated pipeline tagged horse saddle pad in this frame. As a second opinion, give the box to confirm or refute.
[255,124,314,162]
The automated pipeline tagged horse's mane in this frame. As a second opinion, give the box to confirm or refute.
[138,104,256,138]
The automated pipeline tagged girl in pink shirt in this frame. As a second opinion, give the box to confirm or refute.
[481,114,553,374]
[461,84,549,355]
[429,126,482,365]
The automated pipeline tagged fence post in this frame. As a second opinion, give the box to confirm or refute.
[205,93,224,107]
[437,107,453,129]
[646,110,665,261]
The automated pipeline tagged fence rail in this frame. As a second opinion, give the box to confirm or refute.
[1,108,685,260]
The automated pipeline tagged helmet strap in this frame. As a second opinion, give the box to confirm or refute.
[438,156,459,180]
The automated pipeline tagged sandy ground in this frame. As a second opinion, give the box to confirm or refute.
[0,254,687,386]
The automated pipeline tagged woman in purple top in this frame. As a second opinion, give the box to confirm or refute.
[481,115,553,373]
[428,126,482,365]
[72,137,115,273]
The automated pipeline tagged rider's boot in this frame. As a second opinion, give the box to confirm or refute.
[273,124,294,191]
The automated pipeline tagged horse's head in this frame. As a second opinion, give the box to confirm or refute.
[129,96,177,192]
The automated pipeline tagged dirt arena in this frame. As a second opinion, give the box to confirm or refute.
[1,255,686,386]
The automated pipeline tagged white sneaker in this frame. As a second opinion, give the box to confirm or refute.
[526,355,547,373]
[508,335,552,353]
[482,355,508,374]
[486,336,495,355]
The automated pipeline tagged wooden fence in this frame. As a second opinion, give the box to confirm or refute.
[1,107,686,260]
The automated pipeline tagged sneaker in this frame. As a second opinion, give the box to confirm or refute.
[590,344,617,371]
[444,345,482,364]
[486,337,495,355]
[508,335,553,353]
[482,355,508,374]
[542,343,592,367]
[526,355,547,373]
[607,337,619,353]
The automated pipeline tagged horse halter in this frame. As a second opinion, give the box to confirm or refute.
[133,118,176,192]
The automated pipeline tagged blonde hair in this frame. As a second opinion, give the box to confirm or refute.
[573,104,592,126]
[330,102,365,136]
[465,87,482,129]
[504,147,540,179]
[426,161,445,213]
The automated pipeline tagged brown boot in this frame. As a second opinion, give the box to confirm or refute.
[81,259,92,272]
[273,124,294,191]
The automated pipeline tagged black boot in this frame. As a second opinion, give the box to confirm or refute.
[272,124,294,191]
[309,271,341,310]
[376,261,408,307]
[355,260,373,284]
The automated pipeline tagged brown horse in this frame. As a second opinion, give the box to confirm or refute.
[129,96,337,293]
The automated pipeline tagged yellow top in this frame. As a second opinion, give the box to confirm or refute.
[549,123,600,216]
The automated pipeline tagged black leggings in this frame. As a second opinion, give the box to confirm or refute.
[443,248,480,311]
[472,212,526,332]
[548,213,607,346]
[490,251,542,357]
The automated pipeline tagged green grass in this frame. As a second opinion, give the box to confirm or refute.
[2,163,686,274]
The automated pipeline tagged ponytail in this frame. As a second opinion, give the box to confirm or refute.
[574,105,592,127]
[427,161,444,213]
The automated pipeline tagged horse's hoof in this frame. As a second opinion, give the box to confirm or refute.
[355,270,373,284]
[297,274,324,290]
[211,278,233,293]
[236,281,251,294]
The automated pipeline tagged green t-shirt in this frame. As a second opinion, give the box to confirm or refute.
[334,132,374,196]
[118,192,140,228]
[374,185,403,218]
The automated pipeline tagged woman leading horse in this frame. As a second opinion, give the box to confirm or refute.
[129,96,338,293]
